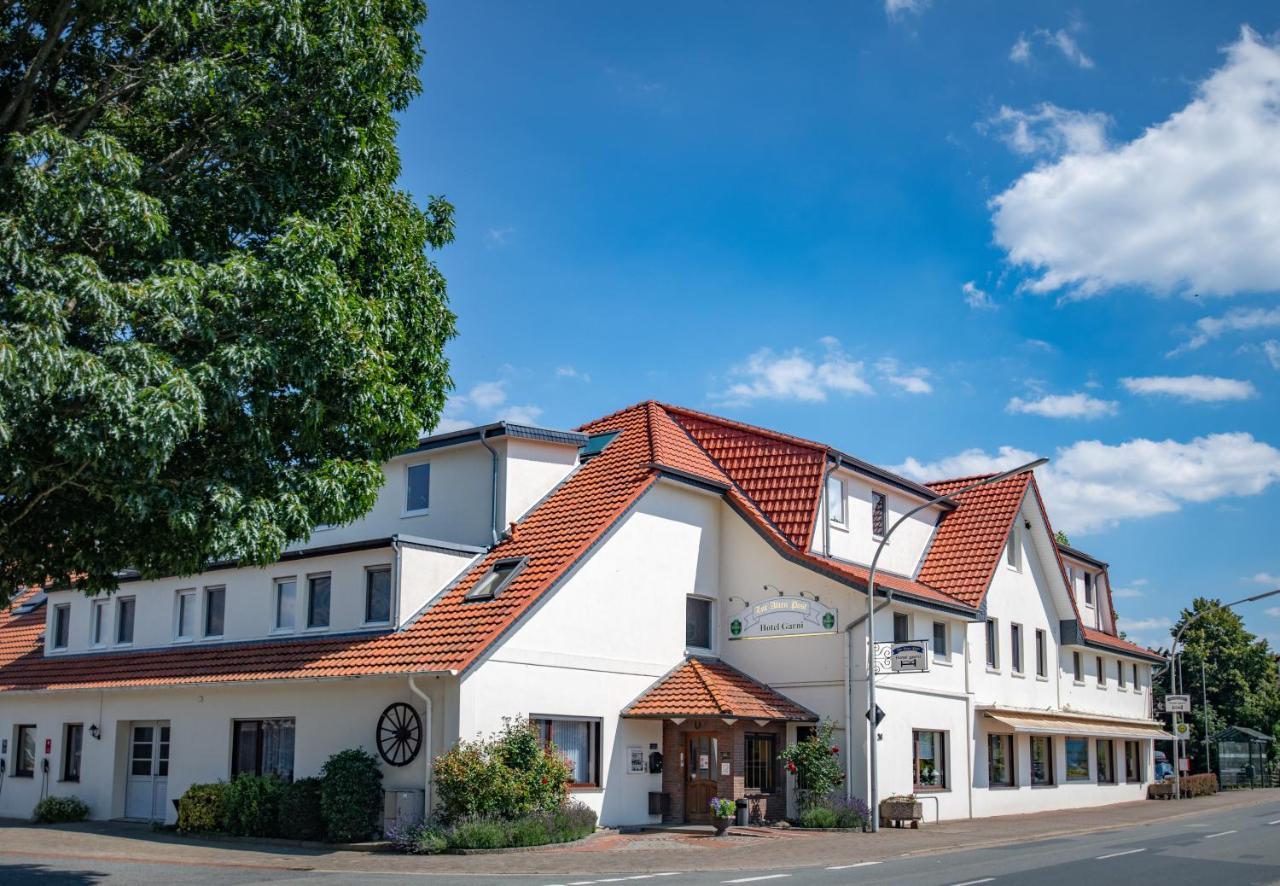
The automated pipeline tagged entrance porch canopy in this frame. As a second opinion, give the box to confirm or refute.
[981,707,1174,740]
[622,657,817,722]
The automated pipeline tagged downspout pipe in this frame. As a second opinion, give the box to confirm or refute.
[479,431,501,547]
[408,676,434,819]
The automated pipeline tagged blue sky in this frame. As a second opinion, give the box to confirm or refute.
[396,2,1280,651]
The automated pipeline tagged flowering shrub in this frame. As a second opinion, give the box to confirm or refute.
[433,717,572,823]
[33,795,89,823]
[389,801,597,853]
[778,720,845,810]
[709,797,736,819]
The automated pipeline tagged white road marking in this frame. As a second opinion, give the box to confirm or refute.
[827,862,883,869]
[949,880,995,886]
[1096,848,1146,860]
[722,877,791,884]
[1205,830,1238,839]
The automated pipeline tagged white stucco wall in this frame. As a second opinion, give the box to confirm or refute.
[814,470,944,579]
[397,545,480,627]
[499,438,579,526]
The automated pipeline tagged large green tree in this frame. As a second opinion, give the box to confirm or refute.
[0,1,455,603]
[1155,598,1280,771]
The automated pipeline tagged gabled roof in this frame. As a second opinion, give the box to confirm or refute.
[1081,627,1166,664]
[623,657,817,721]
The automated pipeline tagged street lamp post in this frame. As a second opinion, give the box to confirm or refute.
[1158,588,1280,799]
[850,457,1048,832]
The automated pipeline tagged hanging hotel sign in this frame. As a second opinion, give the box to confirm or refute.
[728,596,837,641]
[873,640,931,674]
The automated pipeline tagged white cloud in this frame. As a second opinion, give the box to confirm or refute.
[987,103,1110,157]
[556,365,591,382]
[433,416,473,433]
[877,358,933,395]
[484,226,515,247]
[1006,392,1118,419]
[1250,572,1280,585]
[991,29,1280,299]
[1112,586,1145,599]
[1266,606,1280,617]
[1010,35,1032,64]
[1265,341,1280,369]
[437,377,547,432]
[897,432,1280,533]
[720,339,873,404]
[1024,339,1057,353]
[1122,375,1257,402]
[467,381,508,411]
[501,405,544,425]
[1117,616,1172,633]
[962,280,996,309]
[1173,307,1280,353]
[1009,27,1095,69]
[884,0,928,19]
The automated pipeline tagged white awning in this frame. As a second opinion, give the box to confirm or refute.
[982,709,1174,740]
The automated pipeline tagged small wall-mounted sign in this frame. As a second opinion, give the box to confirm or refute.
[720,761,731,776]
[873,640,931,674]
[1165,694,1191,713]
[729,596,837,641]
[628,746,646,773]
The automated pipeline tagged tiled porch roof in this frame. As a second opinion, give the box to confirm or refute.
[622,657,817,722]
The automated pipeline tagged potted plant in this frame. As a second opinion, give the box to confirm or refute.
[879,793,923,829]
[709,797,736,835]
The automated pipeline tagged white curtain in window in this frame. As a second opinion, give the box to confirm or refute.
[551,720,590,783]
[262,719,296,780]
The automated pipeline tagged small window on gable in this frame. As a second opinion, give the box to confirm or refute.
[826,476,847,526]
[466,558,524,601]
[871,491,888,537]
[1005,525,1021,571]
[405,462,430,514]
[52,603,70,650]
[893,612,909,643]
[1084,572,1095,605]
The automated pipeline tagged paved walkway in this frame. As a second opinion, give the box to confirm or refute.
[1,790,1276,878]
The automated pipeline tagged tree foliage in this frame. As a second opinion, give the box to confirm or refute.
[1154,597,1280,771]
[0,1,455,602]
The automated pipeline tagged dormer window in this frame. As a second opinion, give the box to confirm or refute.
[405,462,430,515]
[52,604,70,650]
[466,558,524,601]
[1083,572,1095,606]
[826,476,847,526]
[872,491,888,537]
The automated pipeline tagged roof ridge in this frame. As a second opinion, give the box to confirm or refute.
[927,472,1000,489]
[660,402,830,454]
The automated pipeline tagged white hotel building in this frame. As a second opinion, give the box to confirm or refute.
[0,402,1169,827]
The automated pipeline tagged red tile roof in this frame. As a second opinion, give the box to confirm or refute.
[1081,627,1165,662]
[916,473,1031,606]
[623,657,817,721]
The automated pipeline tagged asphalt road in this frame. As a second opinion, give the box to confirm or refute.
[5,799,1280,886]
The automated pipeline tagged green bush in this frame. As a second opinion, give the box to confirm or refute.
[551,800,597,841]
[798,805,838,828]
[507,813,552,847]
[779,719,845,811]
[33,795,89,823]
[389,801,596,854]
[446,817,508,850]
[320,748,384,843]
[177,782,228,833]
[223,773,285,837]
[277,777,325,841]
[433,717,572,823]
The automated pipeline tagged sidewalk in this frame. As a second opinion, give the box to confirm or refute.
[1,789,1276,877]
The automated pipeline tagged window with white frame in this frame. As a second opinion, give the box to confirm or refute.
[405,462,431,514]
[365,566,392,624]
[686,596,713,650]
[532,717,601,787]
[932,621,948,658]
[116,596,136,645]
[232,718,295,781]
[1118,657,1127,689]
[1072,650,1083,682]
[306,574,330,628]
[871,490,888,537]
[1035,628,1047,678]
[1096,655,1106,686]
[52,603,70,650]
[988,733,1015,787]
[893,612,909,644]
[826,475,847,526]
[274,578,296,631]
[1132,662,1141,691]
[1084,571,1095,605]
[1010,623,1024,674]
[913,729,947,790]
[204,586,226,637]
[1005,524,1021,571]
[985,618,999,669]
[90,599,108,647]
[174,589,196,640]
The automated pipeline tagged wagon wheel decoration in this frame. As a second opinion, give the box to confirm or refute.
[376,702,423,766]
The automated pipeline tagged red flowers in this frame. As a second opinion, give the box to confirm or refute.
[830,746,840,755]
[786,761,798,774]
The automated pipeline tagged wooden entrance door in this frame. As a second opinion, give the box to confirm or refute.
[685,733,717,822]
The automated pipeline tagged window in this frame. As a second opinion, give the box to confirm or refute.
[52,603,70,649]
[1010,623,1024,674]
[1035,628,1047,678]
[988,734,1015,787]
[1084,572,1095,605]
[985,618,999,669]
[405,462,431,514]
[893,612,909,644]
[871,490,888,537]
[91,599,108,646]
[305,575,330,628]
[912,729,947,790]
[274,578,296,631]
[533,717,601,787]
[62,724,83,782]
[1124,740,1143,782]
[1065,737,1089,780]
[14,725,36,777]
[1072,650,1083,682]
[465,558,523,602]
[116,596,135,644]
[175,589,196,640]
[204,586,226,637]
[745,733,777,792]
[932,621,948,658]
[365,567,392,623]
[1132,663,1140,691]
[1031,735,1054,786]
[232,718,296,781]
[1118,658,1127,689]
[1096,655,1106,686]
[686,596,712,649]
[1005,525,1021,570]
[826,475,846,526]
[1096,740,1115,783]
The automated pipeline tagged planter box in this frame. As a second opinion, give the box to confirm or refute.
[880,799,923,829]
[1148,783,1174,800]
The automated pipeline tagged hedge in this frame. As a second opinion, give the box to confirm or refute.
[178,782,228,833]
[33,795,90,823]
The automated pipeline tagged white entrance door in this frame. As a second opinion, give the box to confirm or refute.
[124,721,170,820]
